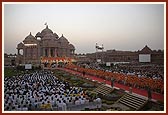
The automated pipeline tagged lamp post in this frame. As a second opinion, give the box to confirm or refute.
[95,43,104,63]
[95,43,98,63]
[101,44,104,64]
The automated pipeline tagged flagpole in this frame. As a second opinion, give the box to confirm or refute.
[102,44,104,64]
[44,22,48,28]
[96,43,98,63]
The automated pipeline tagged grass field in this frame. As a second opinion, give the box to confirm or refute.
[4,67,19,77]
[4,67,34,77]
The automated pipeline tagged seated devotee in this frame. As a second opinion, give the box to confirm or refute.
[75,97,81,106]
[45,101,53,111]
[16,105,22,111]
[95,97,102,109]
[22,105,28,111]
[62,100,67,111]
[57,100,63,111]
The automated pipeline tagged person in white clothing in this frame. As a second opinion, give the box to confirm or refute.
[62,100,67,111]
[57,100,63,111]
[16,105,22,111]
[75,98,81,106]
[96,97,102,109]
[22,105,28,111]
[80,98,85,105]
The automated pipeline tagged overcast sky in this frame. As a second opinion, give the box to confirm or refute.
[4,3,164,54]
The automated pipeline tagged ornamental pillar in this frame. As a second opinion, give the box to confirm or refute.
[48,48,51,57]
[43,48,45,57]
[18,49,20,55]
[55,48,57,57]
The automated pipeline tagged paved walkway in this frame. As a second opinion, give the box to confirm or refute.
[57,67,164,102]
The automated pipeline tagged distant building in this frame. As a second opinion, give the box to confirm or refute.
[75,54,91,64]
[4,53,17,66]
[83,45,164,65]
[16,25,75,66]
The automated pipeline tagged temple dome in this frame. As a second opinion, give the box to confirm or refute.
[25,32,36,40]
[58,34,69,43]
[42,33,55,40]
[35,32,42,38]
[23,32,37,44]
[53,33,59,39]
[17,42,24,49]
[69,44,75,50]
[41,25,53,37]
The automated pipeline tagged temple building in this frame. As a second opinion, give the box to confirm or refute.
[16,24,75,66]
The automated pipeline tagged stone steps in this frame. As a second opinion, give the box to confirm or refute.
[116,93,148,110]
[93,84,113,95]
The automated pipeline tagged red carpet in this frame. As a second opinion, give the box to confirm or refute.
[57,68,164,102]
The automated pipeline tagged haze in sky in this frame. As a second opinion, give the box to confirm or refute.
[4,3,164,54]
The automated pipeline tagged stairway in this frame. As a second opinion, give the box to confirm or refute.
[116,93,148,110]
[93,84,114,95]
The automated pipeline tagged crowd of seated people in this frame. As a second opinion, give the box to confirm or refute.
[65,64,164,94]
[4,71,101,111]
[116,64,164,80]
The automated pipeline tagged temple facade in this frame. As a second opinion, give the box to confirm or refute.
[16,25,75,66]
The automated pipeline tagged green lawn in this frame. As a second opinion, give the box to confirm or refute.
[4,67,19,77]
[4,67,31,77]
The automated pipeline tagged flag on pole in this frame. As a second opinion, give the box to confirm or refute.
[96,44,104,50]
[44,22,47,25]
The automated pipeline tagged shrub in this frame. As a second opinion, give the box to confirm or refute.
[82,83,94,88]
[103,94,120,101]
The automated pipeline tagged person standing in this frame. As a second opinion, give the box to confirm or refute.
[111,77,115,88]
[129,87,132,94]
[147,86,152,101]
[82,71,86,77]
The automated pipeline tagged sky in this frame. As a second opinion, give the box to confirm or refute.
[4,3,165,54]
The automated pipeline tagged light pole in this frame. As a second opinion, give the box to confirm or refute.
[101,44,104,64]
[95,43,104,64]
[95,43,98,63]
